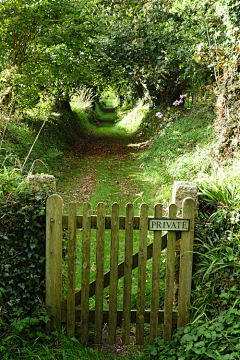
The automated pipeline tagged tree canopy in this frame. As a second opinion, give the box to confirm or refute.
[0,0,239,110]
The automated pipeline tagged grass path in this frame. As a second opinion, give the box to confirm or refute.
[57,122,157,216]
[57,120,166,335]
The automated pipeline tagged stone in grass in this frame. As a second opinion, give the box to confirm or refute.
[27,174,56,192]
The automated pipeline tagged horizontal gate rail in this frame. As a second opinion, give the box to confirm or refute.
[62,214,183,230]
[61,309,178,325]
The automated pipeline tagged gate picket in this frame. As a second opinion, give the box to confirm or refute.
[94,203,106,344]
[67,202,77,338]
[136,203,148,345]
[163,204,177,342]
[81,202,91,344]
[149,203,162,342]
[122,203,134,345]
[108,203,120,344]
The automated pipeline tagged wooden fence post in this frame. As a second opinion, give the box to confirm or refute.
[46,194,63,331]
[178,197,195,328]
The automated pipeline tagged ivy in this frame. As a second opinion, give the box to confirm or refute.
[0,188,53,321]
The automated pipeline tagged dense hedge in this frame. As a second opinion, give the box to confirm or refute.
[0,188,53,321]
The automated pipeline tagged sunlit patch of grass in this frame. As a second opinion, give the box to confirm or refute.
[116,103,150,134]
[90,122,129,138]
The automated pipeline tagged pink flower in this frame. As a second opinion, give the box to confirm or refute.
[156,112,163,119]
[173,94,186,106]
[167,107,170,111]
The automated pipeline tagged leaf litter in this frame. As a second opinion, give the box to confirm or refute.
[57,134,151,212]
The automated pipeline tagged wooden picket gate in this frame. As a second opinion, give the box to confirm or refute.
[45,194,195,344]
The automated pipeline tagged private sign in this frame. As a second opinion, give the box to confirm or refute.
[149,218,190,232]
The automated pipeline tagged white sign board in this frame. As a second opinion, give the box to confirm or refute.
[149,218,190,232]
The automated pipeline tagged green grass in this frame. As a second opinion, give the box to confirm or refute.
[138,105,216,202]
[95,104,118,122]
[116,103,150,134]
[0,315,119,360]
[58,134,161,313]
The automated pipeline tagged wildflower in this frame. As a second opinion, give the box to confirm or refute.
[167,107,170,111]
[173,94,186,106]
[180,94,186,99]
[156,112,163,119]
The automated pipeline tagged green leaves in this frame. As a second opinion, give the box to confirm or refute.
[0,188,53,320]
[147,307,240,359]
[0,0,101,108]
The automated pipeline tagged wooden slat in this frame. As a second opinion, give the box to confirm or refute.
[136,203,148,345]
[122,203,134,345]
[81,202,91,344]
[163,204,177,342]
[61,308,178,325]
[94,203,106,344]
[149,204,162,342]
[46,194,63,331]
[67,202,77,338]
[61,232,181,309]
[108,203,120,344]
[178,198,195,328]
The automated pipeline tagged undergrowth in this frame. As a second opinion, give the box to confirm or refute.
[0,312,117,360]
[146,307,240,359]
